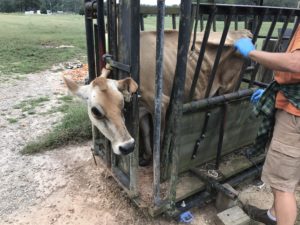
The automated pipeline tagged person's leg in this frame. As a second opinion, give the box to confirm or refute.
[272,188,297,225]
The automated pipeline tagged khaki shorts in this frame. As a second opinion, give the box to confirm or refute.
[261,110,300,193]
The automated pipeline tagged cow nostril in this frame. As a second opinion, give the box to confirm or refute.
[119,142,135,155]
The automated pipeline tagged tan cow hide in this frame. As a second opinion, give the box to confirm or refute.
[138,29,252,164]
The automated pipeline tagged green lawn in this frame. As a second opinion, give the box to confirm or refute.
[0,13,86,75]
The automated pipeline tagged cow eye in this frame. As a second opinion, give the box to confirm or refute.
[91,107,104,119]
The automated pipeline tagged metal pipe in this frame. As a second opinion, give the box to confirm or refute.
[107,0,118,79]
[189,10,216,101]
[94,24,100,76]
[235,12,264,91]
[215,104,227,169]
[172,14,176,29]
[273,14,291,52]
[249,11,280,87]
[183,89,253,113]
[200,14,204,31]
[85,0,96,83]
[96,0,106,71]
[140,14,145,31]
[242,78,268,88]
[172,14,176,30]
[166,0,192,206]
[191,0,200,51]
[204,13,232,98]
[153,0,165,206]
[128,0,140,198]
[175,163,263,213]
[235,15,238,30]
[286,16,300,51]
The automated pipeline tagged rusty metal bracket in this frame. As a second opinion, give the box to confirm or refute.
[191,111,211,159]
[190,168,237,200]
[103,54,131,73]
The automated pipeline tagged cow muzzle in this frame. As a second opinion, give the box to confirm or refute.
[113,138,135,155]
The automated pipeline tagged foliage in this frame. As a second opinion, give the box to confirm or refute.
[192,0,298,7]
[0,0,84,13]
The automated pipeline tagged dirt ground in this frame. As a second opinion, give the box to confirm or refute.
[0,64,299,225]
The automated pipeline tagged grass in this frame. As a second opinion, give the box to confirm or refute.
[0,13,86,75]
[7,118,18,123]
[14,96,50,112]
[22,101,92,154]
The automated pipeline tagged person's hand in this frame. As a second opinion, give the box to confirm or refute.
[250,89,264,103]
[234,38,255,58]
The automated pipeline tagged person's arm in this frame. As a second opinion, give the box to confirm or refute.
[234,38,300,73]
[249,50,300,73]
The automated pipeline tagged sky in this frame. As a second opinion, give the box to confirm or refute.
[140,0,181,5]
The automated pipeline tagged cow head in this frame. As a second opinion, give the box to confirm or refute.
[63,68,138,155]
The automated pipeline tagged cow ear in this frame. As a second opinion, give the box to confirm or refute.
[117,78,138,102]
[63,76,90,101]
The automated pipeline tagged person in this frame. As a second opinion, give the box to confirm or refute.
[234,25,300,225]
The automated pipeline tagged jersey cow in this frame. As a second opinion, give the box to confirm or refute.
[63,30,252,164]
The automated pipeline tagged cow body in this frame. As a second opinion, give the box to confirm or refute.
[64,29,251,163]
[138,30,252,163]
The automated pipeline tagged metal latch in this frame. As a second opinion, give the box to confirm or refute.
[103,54,131,73]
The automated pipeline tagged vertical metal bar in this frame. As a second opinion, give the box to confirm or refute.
[213,18,216,31]
[235,15,238,31]
[153,0,165,206]
[94,24,100,76]
[259,0,264,6]
[167,0,192,206]
[249,12,280,88]
[172,14,176,29]
[189,4,197,38]
[97,0,106,71]
[140,14,145,31]
[273,14,291,52]
[286,16,300,51]
[85,0,96,83]
[107,0,118,79]
[235,13,264,91]
[200,14,204,31]
[215,104,227,170]
[118,1,131,79]
[188,10,216,101]
[129,0,140,197]
[191,0,200,51]
[204,14,232,98]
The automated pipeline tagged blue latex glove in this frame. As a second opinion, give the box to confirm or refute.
[251,89,264,103]
[234,38,255,58]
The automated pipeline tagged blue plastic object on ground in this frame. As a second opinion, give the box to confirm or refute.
[234,37,255,58]
[179,211,194,223]
[251,89,265,103]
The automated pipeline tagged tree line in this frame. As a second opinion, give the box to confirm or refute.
[196,0,298,7]
[0,0,84,13]
[0,0,298,13]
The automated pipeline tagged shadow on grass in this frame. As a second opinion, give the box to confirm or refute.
[22,101,92,154]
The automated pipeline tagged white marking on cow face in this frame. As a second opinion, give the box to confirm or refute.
[63,76,138,155]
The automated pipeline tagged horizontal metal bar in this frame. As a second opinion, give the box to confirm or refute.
[140,6,179,15]
[242,78,269,88]
[190,168,237,200]
[175,163,263,213]
[183,89,253,113]
[196,3,300,16]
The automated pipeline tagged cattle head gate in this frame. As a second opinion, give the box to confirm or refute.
[83,0,300,217]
